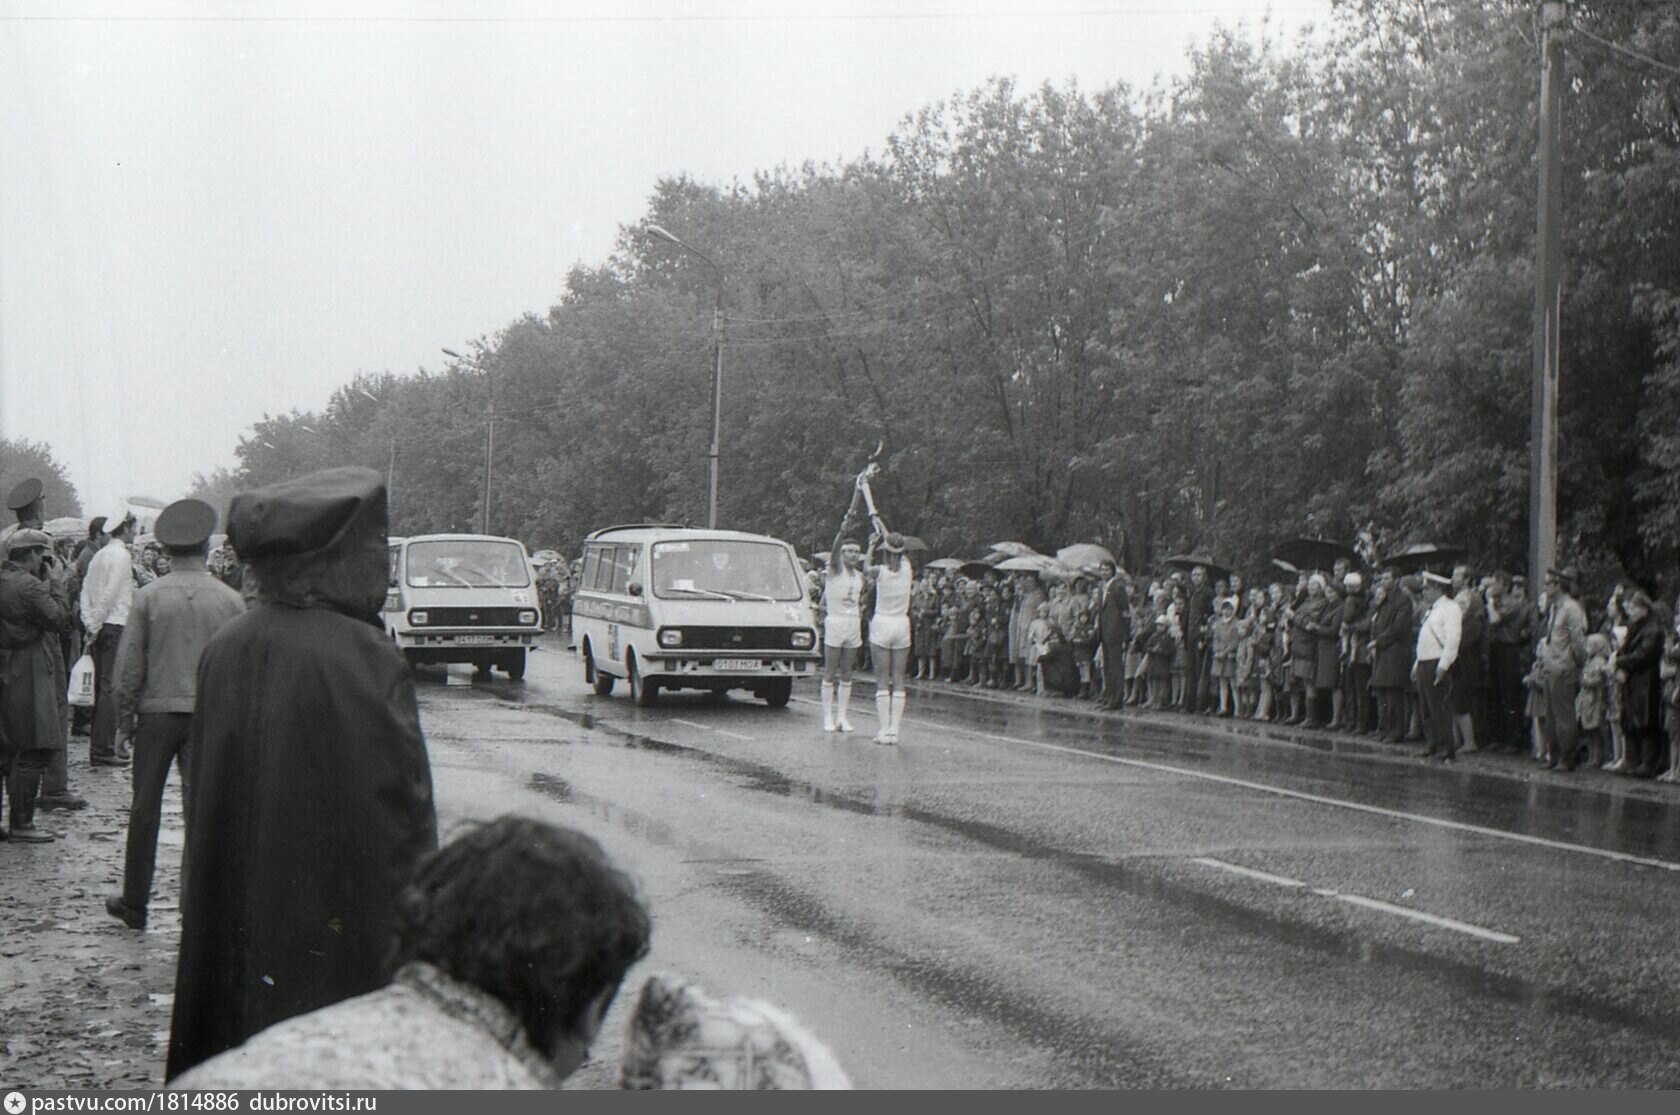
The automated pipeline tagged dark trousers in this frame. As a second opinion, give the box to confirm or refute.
[1184,642,1207,711]
[1100,636,1128,706]
[1487,644,1525,748]
[123,713,192,910]
[1346,662,1372,729]
[1416,663,1455,757]
[91,625,125,761]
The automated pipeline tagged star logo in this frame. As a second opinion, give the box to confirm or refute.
[5,1091,27,1115]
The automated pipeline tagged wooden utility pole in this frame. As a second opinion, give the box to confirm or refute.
[1529,1,1567,588]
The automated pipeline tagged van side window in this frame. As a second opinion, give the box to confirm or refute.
[580,546,601,592]
[387,546,400,588]
[609,546,637,594]
[593,546,616,592]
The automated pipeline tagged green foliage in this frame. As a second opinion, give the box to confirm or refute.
[213,0,1680,592]
[0,438,83,520]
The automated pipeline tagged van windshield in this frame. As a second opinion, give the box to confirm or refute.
[406,540,530,588]
[651,540,804,601]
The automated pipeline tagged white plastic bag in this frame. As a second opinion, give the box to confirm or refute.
[67,652,96,707]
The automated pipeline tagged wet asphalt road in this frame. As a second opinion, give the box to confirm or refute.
[414,638,1680,1089]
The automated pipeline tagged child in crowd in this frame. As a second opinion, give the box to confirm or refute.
[1576,632,1613,768]
[965,605,988,686]
[942,600,967,683]
[1026,603,1054,697]
[986,606,1009,689]
[1145,614,1176,709]
[1210,598,1239,716]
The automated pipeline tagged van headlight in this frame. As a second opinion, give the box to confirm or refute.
[518,610,538,625]
[409,610,429,626]
[790,629,814,649]
[658,628,684,648]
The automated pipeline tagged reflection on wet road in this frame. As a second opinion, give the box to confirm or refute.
[414,644,1680,1088]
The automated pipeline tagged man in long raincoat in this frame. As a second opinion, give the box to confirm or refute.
[166,467,437,1080]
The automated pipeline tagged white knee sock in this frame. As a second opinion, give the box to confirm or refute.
[889,693,906,739]
[875,692,891,741]
[835,683,854,730]
[820,681,836,731]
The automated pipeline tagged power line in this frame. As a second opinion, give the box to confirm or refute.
[1572,22,1680,80]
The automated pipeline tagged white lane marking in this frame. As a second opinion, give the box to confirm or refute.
[890,710,1680,874]
[667,717,756,743]
[1192,857,1521,944]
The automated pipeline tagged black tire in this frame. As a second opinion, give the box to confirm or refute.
[760,677,793,708]
[628,656,659,708]
[503,650,527,681]
[402,649,421,670]
[584,643,614,696]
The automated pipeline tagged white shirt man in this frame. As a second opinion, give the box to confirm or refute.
[80,511,137,765]
[1412,573,1462,761]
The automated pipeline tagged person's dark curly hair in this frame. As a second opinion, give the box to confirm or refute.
[391,816,651,1054]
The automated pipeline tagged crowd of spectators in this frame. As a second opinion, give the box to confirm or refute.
[885,552,1680,779]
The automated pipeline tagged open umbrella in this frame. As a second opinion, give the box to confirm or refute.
[1382,543,1468,575]
[926,557,964,571]
[43,516,87,541]
[988,541,1039,559]
[1271,537,1357,572]
[995,554,1051,573]
[897,534,931,553]
[1163,552,1233,580]
[1056,543,1117,569]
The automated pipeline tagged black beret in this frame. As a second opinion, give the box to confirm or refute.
[227,466,386,561]
[155,498,218,548]
[7,477,43,510]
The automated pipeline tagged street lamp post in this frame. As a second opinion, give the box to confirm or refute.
[443,346,494,535]
[647,224,725,529]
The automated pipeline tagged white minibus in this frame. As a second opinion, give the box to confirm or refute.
[573,524,820,707]
[383,533,542,679]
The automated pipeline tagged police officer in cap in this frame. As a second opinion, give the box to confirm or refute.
[0,528,76,841]
[1,476,46,549]
[1,477,88,811]
[105,499,245,930]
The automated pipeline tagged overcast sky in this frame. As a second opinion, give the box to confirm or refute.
[0,0,1329,515]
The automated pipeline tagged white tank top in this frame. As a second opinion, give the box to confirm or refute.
[824,567,862,619]
[873,561,912,618]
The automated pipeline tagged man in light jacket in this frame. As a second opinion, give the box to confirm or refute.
[81,508,137,767]
[1536,566,1590,771]
[104,499,245,931]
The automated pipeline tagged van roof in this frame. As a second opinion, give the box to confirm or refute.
[397,533,525,547]
[584,524,792,545]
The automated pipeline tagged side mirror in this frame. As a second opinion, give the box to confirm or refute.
[628,581,644,597]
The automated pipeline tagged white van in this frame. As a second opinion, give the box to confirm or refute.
[383,533,542,679]
[573,524,820,707]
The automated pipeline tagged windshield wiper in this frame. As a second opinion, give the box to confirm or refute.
[719,589,775,602]
[663,586,735,602]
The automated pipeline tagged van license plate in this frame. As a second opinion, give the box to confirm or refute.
[452,635,499,645]
[713,658,761,671]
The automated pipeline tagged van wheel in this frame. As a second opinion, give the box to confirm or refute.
[402,649,421,670]
[760,678,793,708]
[584,644,614,696]
[503,650,526,681]
[628,656,659,708]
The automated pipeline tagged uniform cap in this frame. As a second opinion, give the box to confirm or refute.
[228,466,385,560]
[105,507,135,533]
[6,477,43,510]
[3,527,52,557]
[154,498,218,548]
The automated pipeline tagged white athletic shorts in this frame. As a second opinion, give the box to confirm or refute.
[869,613,911,651]
[824,614,863,649]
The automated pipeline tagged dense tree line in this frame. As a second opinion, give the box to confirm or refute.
[203,0,1680,591]
[0,438,82,520]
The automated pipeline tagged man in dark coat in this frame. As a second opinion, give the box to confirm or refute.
[1095,561,1131,710]
[1617,591,1666,778]
[0,529,76,841]
[166,467,437,1081]
[1184,565,1215,714]
[1370,570,1414,742]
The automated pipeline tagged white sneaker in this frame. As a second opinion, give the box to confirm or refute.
[837,716,854,733]
[822,714,837,733]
